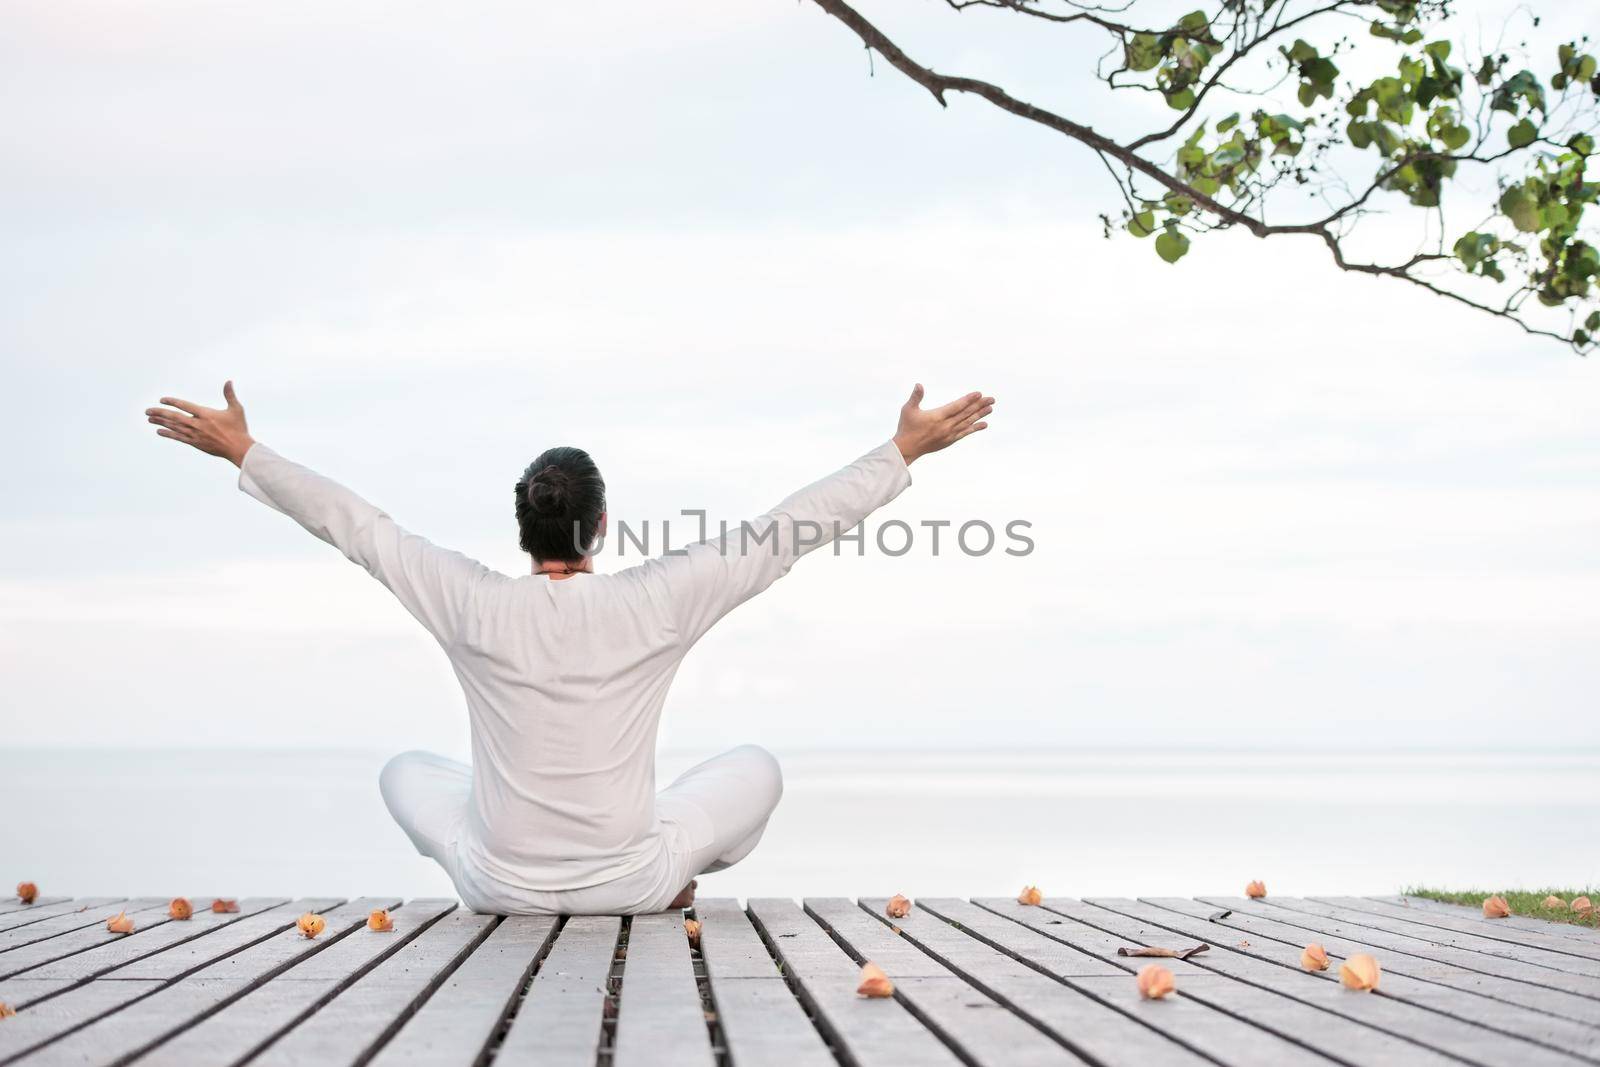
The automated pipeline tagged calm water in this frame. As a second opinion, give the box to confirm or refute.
[3,749,1596,902]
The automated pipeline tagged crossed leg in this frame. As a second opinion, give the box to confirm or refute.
[654,744,785,890]
[379,744,784,913]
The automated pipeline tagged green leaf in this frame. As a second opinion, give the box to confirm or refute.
[1127,211,1157,238]
[1569,133,1595,156]
[1165,87,1196,111]
[1126,33,1162,72]
[1442,124,1471,150]
[1508,118,1538,148]
[1499,187,1541,232]
[1216,112,1240,134]
[1154,228,1190,264]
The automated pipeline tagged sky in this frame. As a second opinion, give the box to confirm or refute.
[2,0,1597,756]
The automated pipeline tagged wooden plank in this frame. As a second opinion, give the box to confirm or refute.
[1200,895,1600,1005]
[0,902,173,980]
[0,903,138,954]
[1142,896,1600,1040]
[0,901,73,919]
[136,900,457,1067]
[494,916,617,1067]
[0,902,124,938]
[1108,898,1600,1062]
[0,979,75,1011]
[1057,898,1588,1067]
[247,909,495,1067]
[613,912,716,1067]
[1376,895,1600,946]
[16,899,287,984]
[1245,897,1600,987]
[933,898,1347,1067]
[806,897,1084,1067]
[694,899,833,1067]
[105,898,341,981]
[369,915,556,1067]
[7,899,375,1067]
[858,897,1210,1067]
[1325,896,1600,960]
[0,980,166,1064]
[971,896,1471,1067]
[746,897,962,1067]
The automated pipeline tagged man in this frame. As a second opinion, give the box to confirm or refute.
[146,381,995,913]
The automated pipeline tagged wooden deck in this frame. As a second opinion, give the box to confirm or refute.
[0,893,1597,1065]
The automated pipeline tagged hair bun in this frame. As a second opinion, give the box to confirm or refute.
[527,465,571,515]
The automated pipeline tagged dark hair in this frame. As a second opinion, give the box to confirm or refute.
[515,446,605,562]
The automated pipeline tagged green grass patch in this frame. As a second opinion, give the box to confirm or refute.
[1404,886,1600,927]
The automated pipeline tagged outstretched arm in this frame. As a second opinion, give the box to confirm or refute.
[146,383,489,643]
[650,384,994,644]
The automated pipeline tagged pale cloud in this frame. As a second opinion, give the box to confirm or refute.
[2,1,1596,753]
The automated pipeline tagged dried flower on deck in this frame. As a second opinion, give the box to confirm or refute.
[885,895,912,919]
[1117,944,1208,960]
[0,1002,16,1019]
[1136,964,1175,999]
[368,909,394,932]
[1339,953,1380,991]
[106,911,135,935]
[1245,880,1267,899]
[211,899,240,914]
[1018,886,1043,906]
[1300,944,1329,971]
[297,913,327,938]
[16,883,37,905]
[1573,896,1594,915]
[684,918,701,948]
[1482,895,1510,919]
[856,961,894,998]
[168,898,193,920]
[1543,895,1568,910]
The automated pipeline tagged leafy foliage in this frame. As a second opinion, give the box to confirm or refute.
[807,0,1600,352]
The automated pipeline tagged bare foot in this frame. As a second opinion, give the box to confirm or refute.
[668,879,698,910]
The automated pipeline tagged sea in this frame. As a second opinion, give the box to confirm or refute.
[3,748,1595,901]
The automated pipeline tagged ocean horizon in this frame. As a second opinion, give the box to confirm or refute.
[5,747,1595,902]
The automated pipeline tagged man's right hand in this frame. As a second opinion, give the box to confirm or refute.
[893,384,995,465]
[145,380,257,467]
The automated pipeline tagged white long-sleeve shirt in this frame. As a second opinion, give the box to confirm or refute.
[239,440,912,892]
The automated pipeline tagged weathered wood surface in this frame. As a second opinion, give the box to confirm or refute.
[494,915,617,1067]
[1374,895,1600,946]
[613,911,715,1067]
[1,893,1597,1066]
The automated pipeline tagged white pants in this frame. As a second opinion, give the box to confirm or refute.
[378,745,783,915]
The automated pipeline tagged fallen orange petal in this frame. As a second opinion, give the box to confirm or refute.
[106,911,135,935]
[1300,944,1329,971]
[683,918,701,948]
[1572,896,1593,915]
[1543,895,1567,911]
[16,883,37,905]
[886,895,912,919]
[1136,964,1175,999]
[1482,895,1510,919]
[368,909,394,933]
[1245,880,1267,899]
[1339,953,1380,991]
[856,961,894,998]
[297,913,326,938]
[1018,886,1043,906]
[211,899,240,914]
[168,898,193,921]
[0,1002,16,1019]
